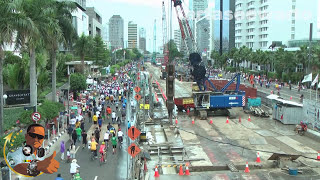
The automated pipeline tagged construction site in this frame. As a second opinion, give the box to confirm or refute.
[132,1,320,179]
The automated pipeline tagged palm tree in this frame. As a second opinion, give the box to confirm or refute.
[295,45,309,74]
[44,0,76,102]
[0,0,35,135]
[74,34,93,73]
[16,0,58,111]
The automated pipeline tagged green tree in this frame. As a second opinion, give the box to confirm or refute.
[70,73,86,92]
[167,40,182,62]
[74,34,93,73]
[0,0,35,135]
[92,35,107,65]
[132,48,143,60]
[43,0,76,102]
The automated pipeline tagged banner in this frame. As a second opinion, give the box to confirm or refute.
[302,73,312,83]
[312,74,319,87]
[6,90,30,105]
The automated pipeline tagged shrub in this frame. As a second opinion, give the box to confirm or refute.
[70,73,86,92]
[226,66,236,72]
[267,72,277,79]
[0,132,25,157]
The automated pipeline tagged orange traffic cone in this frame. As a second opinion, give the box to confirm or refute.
[154,166,159,177]
[317,152,320,161]
[271,90,273,94]
[256,152,261,163]
[187,108,190,115]
[290,96,292,100]
[226,117,229,124]
[244,162,250,173]
[185,165,190,175]
[248,115,251,122]
[239,116,241,123]
[192,119,195,124]
[209,119,213,124]
[179,165,184,175]
[175,118,178,124]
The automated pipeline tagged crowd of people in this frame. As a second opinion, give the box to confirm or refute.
[55,68,136,180]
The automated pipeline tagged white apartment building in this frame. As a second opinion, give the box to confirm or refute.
[128,21,138,49]
[174,29,181,51]
[235,0,320,50]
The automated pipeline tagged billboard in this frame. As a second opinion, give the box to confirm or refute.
[6,90,30,105]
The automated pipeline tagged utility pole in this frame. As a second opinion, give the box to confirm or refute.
[67,65,70,117]
[308,23,313,74]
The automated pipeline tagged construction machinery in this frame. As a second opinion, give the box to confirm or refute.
[160,1,168,80]
[172,0,245,119]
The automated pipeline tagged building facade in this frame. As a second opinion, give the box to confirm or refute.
[128,21,138,49]
[234,0,320,50]
[109,15,124,50]
[139,28,146,52]
[214,0,235,52]
[70,0,89,36]
[174,29,181,51]
[189,0,211,54]
[86,7,102,37]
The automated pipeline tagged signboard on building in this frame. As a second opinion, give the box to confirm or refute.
[6,90,30,105]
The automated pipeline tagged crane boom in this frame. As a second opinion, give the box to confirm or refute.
[162,1,169,66]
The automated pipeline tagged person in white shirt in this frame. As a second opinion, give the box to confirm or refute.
[117,128,124,144]
[103,131,110,147]
[111,111,116,122]
[70,159,80,176]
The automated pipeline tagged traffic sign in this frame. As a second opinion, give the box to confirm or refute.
[31,112,41,122]
[134,86,141,93]
[128,126,141,141]
[140,104,150,110]
[135,94,142,101]
[128,143,141,158]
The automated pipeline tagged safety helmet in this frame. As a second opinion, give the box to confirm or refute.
[102,142,105,145]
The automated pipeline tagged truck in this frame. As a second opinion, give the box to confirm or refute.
[174,86,195,111]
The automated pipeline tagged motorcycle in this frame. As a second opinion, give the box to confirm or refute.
[295,123,307,136]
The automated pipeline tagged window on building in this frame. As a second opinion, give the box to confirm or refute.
[291,27,295,31]
[292,5,295,9]
[297,64,303,72]
[291,34,295,39]
[292,20,295,24]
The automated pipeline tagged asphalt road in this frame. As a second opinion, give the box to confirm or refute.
[224,72,319,103]
[31,79,137,180]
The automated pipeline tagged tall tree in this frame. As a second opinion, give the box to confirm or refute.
[74,34,93,73]
[0,0,35,135]
[92,35,107,66]
[44,0,76,102]
[16,0,58,110]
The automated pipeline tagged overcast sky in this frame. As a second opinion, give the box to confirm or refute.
[87,0,186,52]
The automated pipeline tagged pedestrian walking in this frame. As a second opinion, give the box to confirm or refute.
[88,109,92,123]
[75,126,82,142]
[70,159,80,177]
[82,130,87,149]
[67,125,73,142]
[98,115,103,129]
[80,120,85,131]
[94,127,100,143]
[70,143,76,159]
[60,141,65,160]
[72,130,77,145]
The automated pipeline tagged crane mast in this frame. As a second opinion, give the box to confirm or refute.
[162,1,169,66]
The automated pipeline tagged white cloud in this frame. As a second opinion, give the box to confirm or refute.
[106,0,164,8]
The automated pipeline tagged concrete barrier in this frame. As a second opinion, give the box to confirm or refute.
[305,129,320,143]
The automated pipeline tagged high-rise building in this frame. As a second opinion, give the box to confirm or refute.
[174,29,181,51]
[64,0,89,36]
[234,0,320,50]
[86,7,102,37]
[214,0,235,52]
[189,0,210,54]
[128,21,138,49]
[109,15,124,49]
[139,28,146,52]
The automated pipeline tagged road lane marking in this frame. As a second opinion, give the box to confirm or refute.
[94,176,98,180]
[75,146,80,154]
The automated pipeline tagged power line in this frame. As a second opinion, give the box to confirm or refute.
[177,127,319,161]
